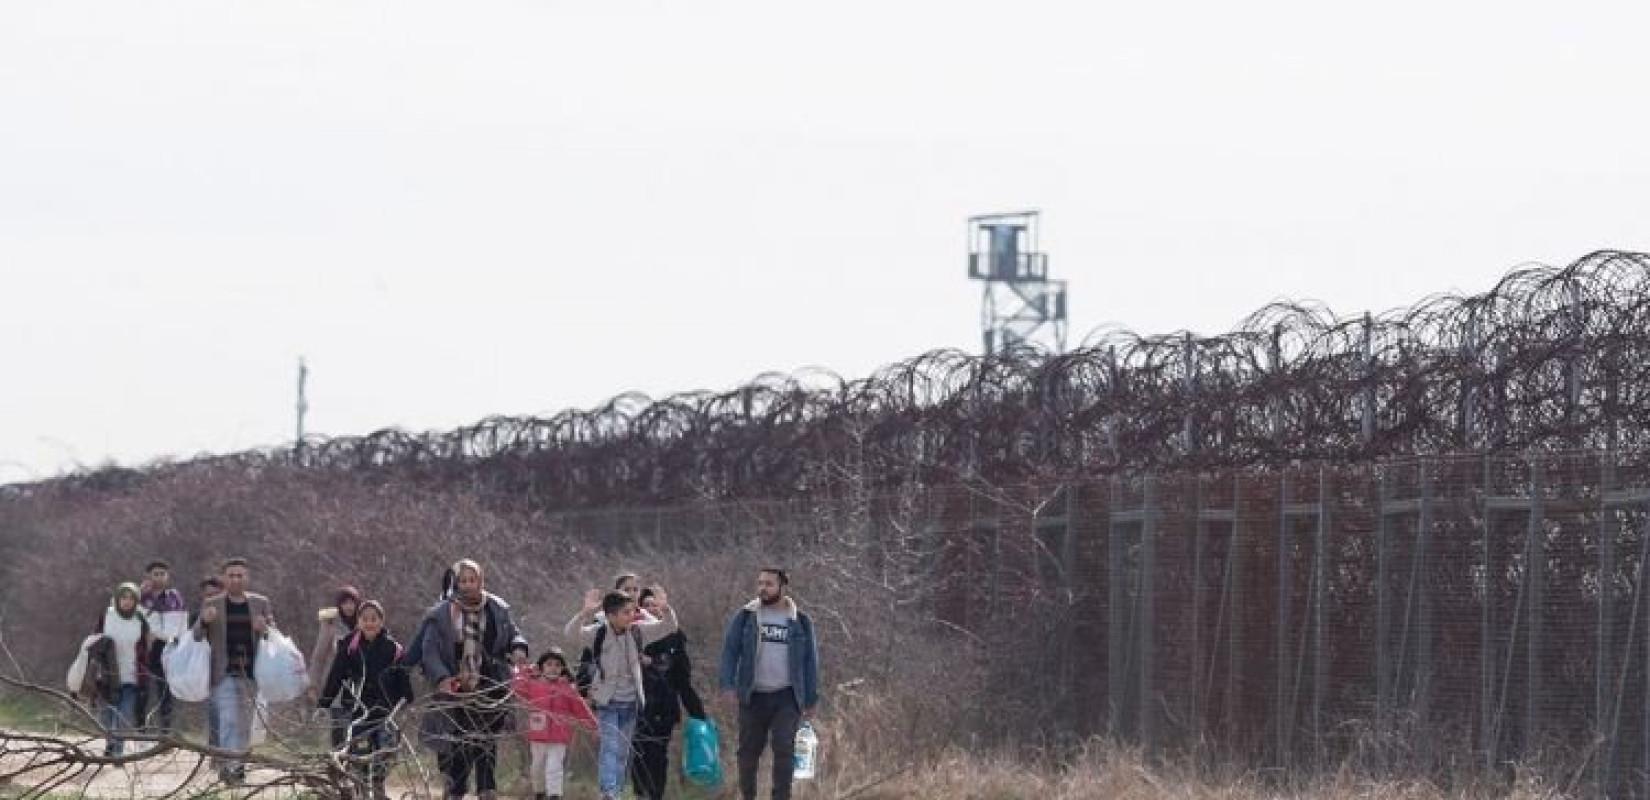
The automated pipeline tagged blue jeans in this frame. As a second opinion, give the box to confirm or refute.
[99,684,140,756]
[210,676,256,773]
[596,700,639,797]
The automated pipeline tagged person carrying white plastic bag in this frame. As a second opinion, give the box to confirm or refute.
[253,627,309,702]
[163,632,212,702]
[191,557,276,787]
[66,634,103,697]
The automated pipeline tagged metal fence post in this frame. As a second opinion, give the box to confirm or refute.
[1417,460,1434,727]
[1314,464,1330,767]
[1108,476,1127,739]
[1227,473,1245,747]
[1643,513,1650,800]
[1525,459,1546,753]
[1141,476,1157,761]
[1376,470,1391,741]
[1596,454,1616,798]
[1277,470,1295,763]
[1192,477,1207,744]
[1479,454,1497,771]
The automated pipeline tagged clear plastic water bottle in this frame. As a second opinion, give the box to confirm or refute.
[793,721,819,781]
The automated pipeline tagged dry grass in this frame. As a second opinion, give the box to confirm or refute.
[805,741,1576,800]
[773,678,1582,800]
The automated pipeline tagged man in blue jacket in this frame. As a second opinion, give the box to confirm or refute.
[718,568,819,800]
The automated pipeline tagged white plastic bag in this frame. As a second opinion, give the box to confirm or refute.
[253,628,310,702]
[65,634,101,694]
[163,634,212,702]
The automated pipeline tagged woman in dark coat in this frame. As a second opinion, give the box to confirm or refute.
[416,559,525,800]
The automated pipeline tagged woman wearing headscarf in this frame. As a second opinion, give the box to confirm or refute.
[90,583,152,757]
[417,559,526,800]
[310,585,363,749]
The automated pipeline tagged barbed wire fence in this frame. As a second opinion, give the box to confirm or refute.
[9,250,1650,510]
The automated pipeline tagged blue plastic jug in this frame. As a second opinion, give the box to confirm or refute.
[684,716,723,787]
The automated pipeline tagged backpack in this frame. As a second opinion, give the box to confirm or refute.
[574,624,644,699]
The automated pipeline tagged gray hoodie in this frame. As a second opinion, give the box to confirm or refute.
[563,607,679,708]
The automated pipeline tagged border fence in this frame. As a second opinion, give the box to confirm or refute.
[950,451,1650,797]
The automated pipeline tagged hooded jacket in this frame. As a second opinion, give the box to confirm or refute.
[564,607,679,708]
[98,585,152,688]
[511,672,597,744]
[718,596,819,711]
[139,585,187,644]
[318,629,414,726]
[309,604,357,695]
[639,629,707,729]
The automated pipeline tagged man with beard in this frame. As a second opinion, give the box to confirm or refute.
[718,568,820,800]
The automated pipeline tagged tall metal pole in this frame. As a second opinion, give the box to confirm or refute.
[296,357,309,444]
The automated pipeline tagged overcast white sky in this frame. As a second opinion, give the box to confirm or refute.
[2,1,1646,482]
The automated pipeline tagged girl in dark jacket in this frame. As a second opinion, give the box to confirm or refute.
[318,601,414,800]
[630,587,707,800]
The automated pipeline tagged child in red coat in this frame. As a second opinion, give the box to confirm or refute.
[512,648,597,800]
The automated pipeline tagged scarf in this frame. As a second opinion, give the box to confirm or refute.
[453,593,487,691]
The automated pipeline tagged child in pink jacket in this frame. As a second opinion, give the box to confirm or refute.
[513,648,598,800]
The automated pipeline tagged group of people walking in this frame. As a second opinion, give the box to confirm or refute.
[76,557,820,800]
